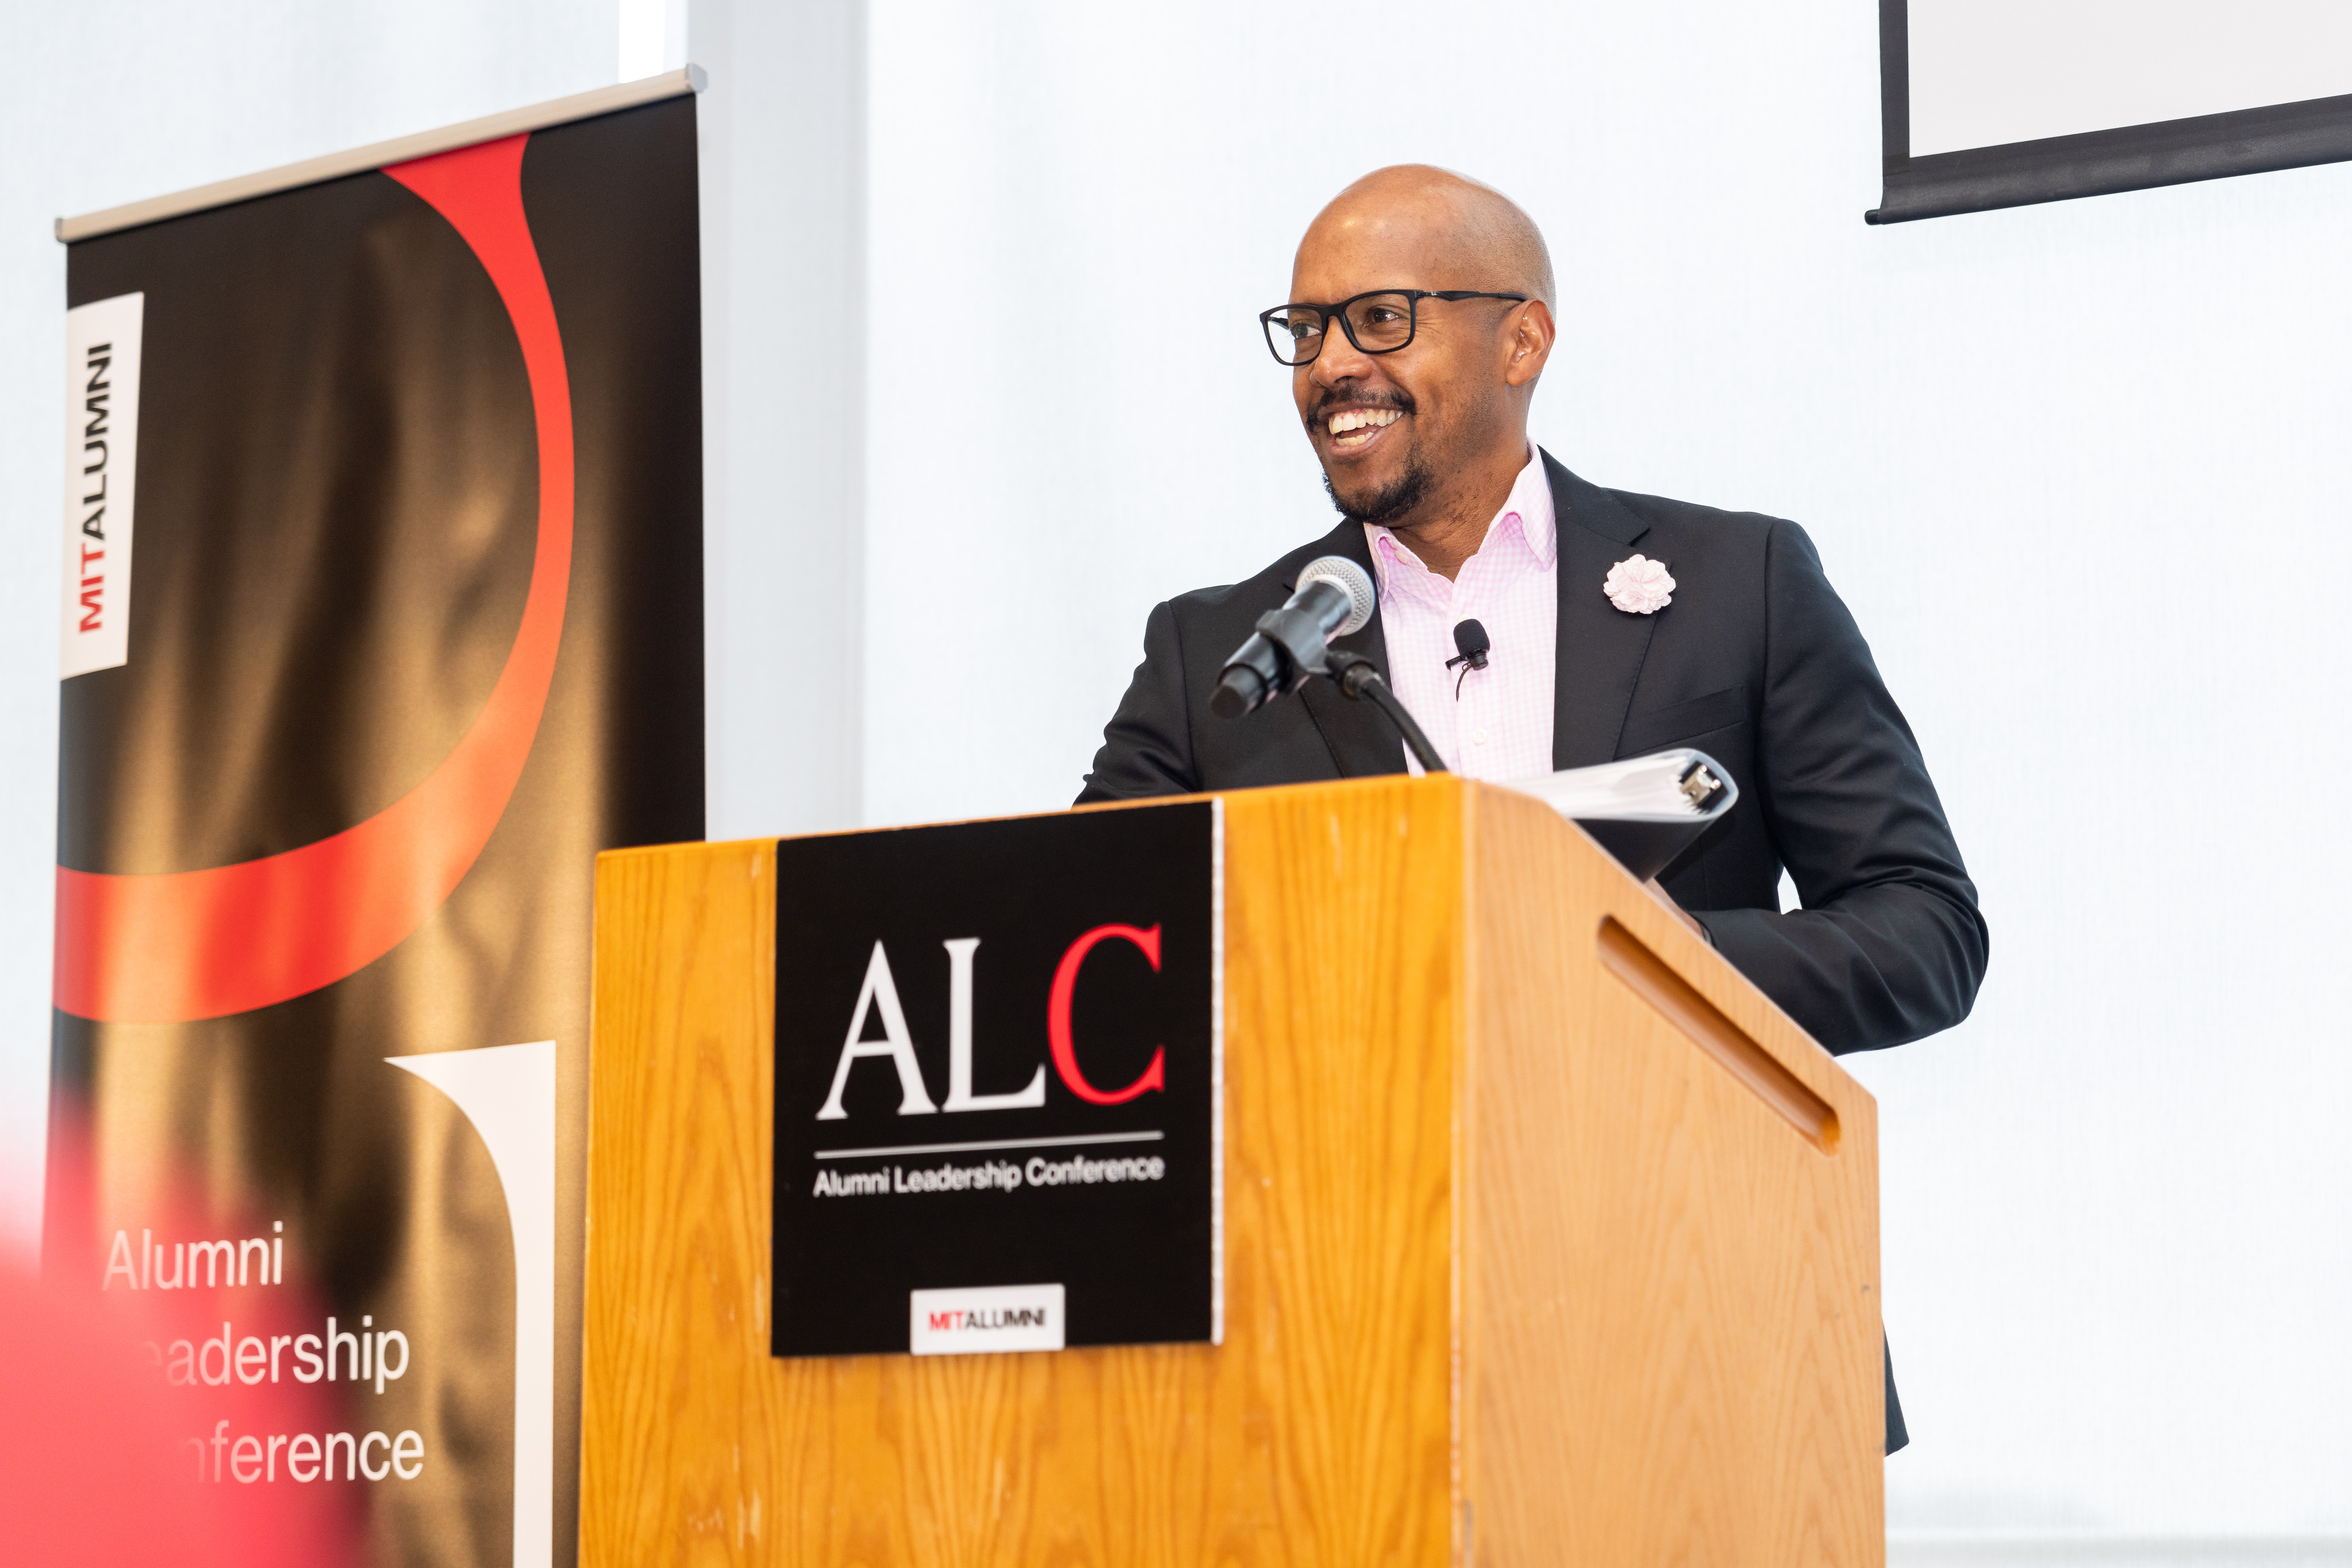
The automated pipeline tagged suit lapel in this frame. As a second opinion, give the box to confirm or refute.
[1288,521,1407,776]
[1548,456,1658,770]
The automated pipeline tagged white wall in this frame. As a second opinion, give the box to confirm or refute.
[860,0,2352,1543]
[692,0,868,841]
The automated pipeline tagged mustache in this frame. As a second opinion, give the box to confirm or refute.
[1308,385,1415,421]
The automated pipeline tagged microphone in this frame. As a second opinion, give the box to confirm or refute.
[1446,618,1490,699]
[1210,556,1378,718]
[1445,619,1490,671]
[1211,555,1449,774]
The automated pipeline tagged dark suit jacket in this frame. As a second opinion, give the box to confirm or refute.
[1079,453,1987,1056]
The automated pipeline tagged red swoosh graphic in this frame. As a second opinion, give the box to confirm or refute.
[53,133,573,1024]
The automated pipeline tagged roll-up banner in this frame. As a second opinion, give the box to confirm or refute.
[44,78,705,1567]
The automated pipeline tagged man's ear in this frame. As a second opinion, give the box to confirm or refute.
[1503,300,1556,389]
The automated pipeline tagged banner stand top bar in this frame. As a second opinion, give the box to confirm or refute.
[56,65,706,244]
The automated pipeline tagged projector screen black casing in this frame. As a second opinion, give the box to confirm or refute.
[1870,0,2352,223]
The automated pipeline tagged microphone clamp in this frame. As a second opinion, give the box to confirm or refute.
[1209,557,1377,719]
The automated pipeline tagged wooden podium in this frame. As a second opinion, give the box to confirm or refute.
[579,775,1883,1565]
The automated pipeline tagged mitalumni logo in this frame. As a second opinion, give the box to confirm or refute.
[61,292,143,680]
[909,1283,1065,1355]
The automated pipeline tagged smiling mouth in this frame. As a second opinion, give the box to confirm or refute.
[1323,406,1404,452]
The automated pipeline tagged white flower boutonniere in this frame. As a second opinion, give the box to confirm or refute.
[1603,554,1675,615]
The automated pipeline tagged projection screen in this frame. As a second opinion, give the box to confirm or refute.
[1870,0,2352,222]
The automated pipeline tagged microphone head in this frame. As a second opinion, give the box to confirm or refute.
[1295,556,1377,638]
[1452,618,1491,663]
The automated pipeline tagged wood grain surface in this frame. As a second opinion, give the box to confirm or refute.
[579,776,1882,1566]
[1462,783,1882,1566]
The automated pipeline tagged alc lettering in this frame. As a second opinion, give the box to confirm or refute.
[815,926,1165,1118]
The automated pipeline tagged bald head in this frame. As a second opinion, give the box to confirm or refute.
[1300,165,1555,307]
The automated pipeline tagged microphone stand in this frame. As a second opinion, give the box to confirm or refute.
[1325,653,1449,775]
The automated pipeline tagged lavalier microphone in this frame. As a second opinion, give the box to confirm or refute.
[1445,619,1490,698]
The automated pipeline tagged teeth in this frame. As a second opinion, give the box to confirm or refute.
[1326,408,1402,436]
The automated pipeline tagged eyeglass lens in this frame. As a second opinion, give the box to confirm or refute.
[1264,293,1417,364]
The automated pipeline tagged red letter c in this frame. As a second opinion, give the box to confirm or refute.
[1047,923,1166,1106]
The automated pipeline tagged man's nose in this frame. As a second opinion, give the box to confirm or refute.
[1307,312,1377,389]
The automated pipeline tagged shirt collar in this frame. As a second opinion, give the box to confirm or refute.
[1364,443,1558,590]
[1501,443,1558,566]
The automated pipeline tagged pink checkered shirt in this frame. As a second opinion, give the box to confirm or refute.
[1364,447,1557,781]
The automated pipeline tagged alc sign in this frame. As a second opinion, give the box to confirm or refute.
[770,803,1220,1358]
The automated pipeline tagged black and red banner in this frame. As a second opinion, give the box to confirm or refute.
[46,93,704,1566]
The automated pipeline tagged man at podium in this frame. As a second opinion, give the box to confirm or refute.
[1080,165,1987,1060]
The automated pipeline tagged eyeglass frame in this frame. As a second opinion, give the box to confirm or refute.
[1259,288,1530,366]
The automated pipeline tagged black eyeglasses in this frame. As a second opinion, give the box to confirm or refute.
[1260,289,1529,366]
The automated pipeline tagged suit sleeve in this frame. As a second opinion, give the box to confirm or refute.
[1076,600,1199,803]
[1691,521,1989,1053]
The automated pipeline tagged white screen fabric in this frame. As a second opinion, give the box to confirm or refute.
[1910,0,2352,155]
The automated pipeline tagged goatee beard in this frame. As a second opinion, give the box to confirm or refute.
[1324,454,1436,530]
